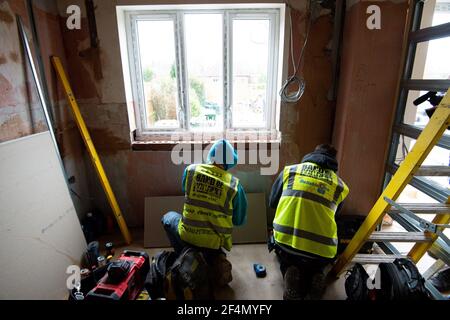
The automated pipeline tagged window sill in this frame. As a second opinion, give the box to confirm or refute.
[131,140,281,151]
[131,130,281,151]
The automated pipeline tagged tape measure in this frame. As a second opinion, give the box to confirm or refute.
[253,263,266,278]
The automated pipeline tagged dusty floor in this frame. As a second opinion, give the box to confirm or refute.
[98,229,348,300]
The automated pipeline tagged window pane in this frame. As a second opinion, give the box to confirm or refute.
[411,39,450,80]
[137,20,179,129]
[382,184,441,257]
[185,14,223,132]
[394,136,449,192]
[420,0,450,29]
[395,185,450,249]
[397,184,440,204]
[232,19,270,128]
[403,90,450,135]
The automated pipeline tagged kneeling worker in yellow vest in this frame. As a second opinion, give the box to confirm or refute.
[269,144,349,300]
[162,139,248,286]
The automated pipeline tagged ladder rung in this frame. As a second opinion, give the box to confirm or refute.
[401,79,450,91]
[408,23,450,43]
[368,231,433,243]
[394,124,450,150]
[415,166,450,176]
[388,210,422,232]
[388,203,450,214]
[429,239,450,267]
[330,91,450,276]
[353,254,406,264]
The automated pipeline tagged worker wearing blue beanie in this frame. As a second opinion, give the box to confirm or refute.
[206,139,239,170]
[161,139,247,287]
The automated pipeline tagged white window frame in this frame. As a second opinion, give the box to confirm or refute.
[128,13,182,132]
[120,4,285,141]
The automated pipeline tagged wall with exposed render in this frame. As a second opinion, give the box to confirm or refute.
[332,0,409,216]
[51,0,337,231]
[0,0,410,236]
[0,0,91,218]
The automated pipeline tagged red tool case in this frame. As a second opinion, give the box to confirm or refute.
[86,250,150,300]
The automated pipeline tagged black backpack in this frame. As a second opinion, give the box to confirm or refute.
[345,263,370,300]
[164,247,213,300]
[378,258,428,300]
[144,251,177,300]
[345,258,429,300]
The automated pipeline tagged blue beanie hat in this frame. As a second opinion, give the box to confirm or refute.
[207,139,238,171]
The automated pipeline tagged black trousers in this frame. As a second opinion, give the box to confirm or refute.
[274,244,333,277]
[274,244,334,296]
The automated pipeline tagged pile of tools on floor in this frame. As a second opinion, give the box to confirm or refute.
[68,243,231,300]
[69,241,150,301]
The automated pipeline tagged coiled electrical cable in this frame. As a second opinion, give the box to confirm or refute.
[280,0,314,103]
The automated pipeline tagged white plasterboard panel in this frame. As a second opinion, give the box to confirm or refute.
[233,193,267,243]
[144,193,267,248]
[144,196,184,248]
[0,132,87,299]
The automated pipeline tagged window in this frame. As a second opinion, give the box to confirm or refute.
[136,18,179,130]
[120,4,284,141]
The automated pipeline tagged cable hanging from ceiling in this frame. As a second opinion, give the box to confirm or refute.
[279,0,315,103]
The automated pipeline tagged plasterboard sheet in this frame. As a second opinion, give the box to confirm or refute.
[144,193,267,248]
[0,132,87,299]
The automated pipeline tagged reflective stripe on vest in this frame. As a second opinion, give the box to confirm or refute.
[273,162,349,258]
[281,189,337,211]
[273,223,338,246]
[179,164,238,251]
[181,216,233,235]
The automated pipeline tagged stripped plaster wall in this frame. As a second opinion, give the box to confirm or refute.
[0,0,91,217]
[0,0,411,234]
[332,0,409,216]
[54,0,337,229]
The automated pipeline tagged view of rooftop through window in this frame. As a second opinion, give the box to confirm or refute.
[134,11,275,132]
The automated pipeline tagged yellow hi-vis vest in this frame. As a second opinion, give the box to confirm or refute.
[178,164,239,251]
[273,162,349,258]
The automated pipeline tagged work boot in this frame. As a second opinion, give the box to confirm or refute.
[306,271,327,300]
[283,266,306,300]
[211,254,233,287]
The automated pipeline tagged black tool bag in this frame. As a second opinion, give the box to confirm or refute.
[378,258,429,300]
[164,247,213,300]
[345,263,370,301]
[345,258,429,300]
[144,250,177,300]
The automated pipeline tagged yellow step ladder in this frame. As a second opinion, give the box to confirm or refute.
[331,88,450,277]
